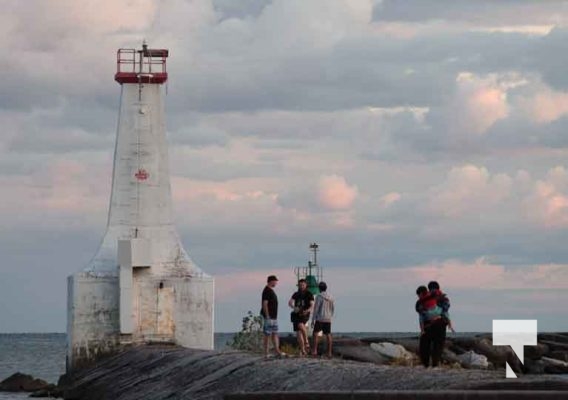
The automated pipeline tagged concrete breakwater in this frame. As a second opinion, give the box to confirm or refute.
[62,343,568,400]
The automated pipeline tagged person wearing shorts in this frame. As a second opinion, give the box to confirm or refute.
[311,281,335,358]
[261,275,283,358]
[288,279,314,355]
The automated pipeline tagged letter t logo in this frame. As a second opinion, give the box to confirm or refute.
[492,320,537,378]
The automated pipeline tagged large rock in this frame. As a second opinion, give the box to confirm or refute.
[450,336,483,351]
[359,336,414,344]
[446,341,468,356]
[0,373,50,392]
[524,343,549,360]
[456,351,489,369]
[370,342,414,361]
[548,350,568,362]
[539,340,568,352]
[391,338,420,354]
[361,337,420,355]
[471,338,522,373]
[541,356,568,374]
[524,359,546,375]
[538,333,568,344]
[441,349,462,365]
[29,384,63,398]
[333,345,389,364]
[332,337,367,347]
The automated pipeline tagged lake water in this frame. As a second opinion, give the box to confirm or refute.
[0,333,237,386]
[0,332,419,386]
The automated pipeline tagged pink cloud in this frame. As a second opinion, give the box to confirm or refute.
[172,178,246,202]
[215,267,297,302]
[523,166,568,228]
[0,157,110,229]
[324,259,568,296]
[11,0,157,40]
[317,174,358,210]
[408,258,506,289]
[519,88,568,123]
[171,177,279,205]
[379,192,401,208]
[451,73,510,135]
[473,25,553,36]
[424,164,568,229]
[428,164,512,217]
[411,259,568,290]
[468,87,507,129]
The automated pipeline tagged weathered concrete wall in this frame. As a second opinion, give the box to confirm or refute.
[85,84,203,277]
[66,273,119,370]
[173,277,214,349]
[128,270,213,347]
[68,270,214,370]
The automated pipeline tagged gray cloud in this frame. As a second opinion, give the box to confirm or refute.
[373,0,568,25]
[170,150,284,181]
[529,28,568,89]
[213,0,272,20]
[169,124,231,148]
[9,127,113,154]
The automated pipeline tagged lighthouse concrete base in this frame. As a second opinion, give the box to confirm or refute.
[67,271,214,371]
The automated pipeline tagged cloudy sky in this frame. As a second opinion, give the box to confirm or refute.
[1,0,568,334]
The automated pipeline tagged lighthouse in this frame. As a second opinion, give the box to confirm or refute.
[66,43,214,370]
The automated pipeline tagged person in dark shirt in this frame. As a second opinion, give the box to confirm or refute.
[261,275,283,358]
[288,279,314,355]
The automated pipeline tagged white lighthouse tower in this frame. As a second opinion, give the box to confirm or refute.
[66,43,214,370]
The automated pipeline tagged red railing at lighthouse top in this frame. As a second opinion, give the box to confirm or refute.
[115,43,169,84]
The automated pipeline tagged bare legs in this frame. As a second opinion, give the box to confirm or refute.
[325,334,332,357]
[311,332,333,358]
[296,323,309,355]
[263,334,270,358]
[311,331,319,356]
[272,333,281,356]
[264,333,281,358]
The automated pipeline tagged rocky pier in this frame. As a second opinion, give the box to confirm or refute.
[59,333,568,400]
[4,333,568,399]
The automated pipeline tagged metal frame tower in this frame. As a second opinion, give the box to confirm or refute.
[294,242,323,295]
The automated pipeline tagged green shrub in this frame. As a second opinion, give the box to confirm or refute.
[228,311,263,352]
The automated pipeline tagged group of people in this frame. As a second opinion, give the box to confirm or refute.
[261,275,454,365]
[415,280,454,368]
[261,275,335,358]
